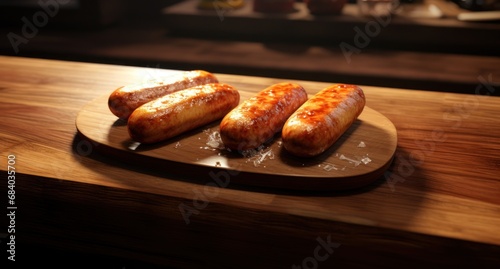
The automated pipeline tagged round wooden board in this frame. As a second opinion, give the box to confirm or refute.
[76,93,397,191]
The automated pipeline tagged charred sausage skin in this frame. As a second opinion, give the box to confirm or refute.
[282,84,365,157]
[220,82,308,151]
[128,83,239,144]
[108,70,218,119]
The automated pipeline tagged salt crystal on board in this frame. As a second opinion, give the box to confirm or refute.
[256,149,272,166]
[339,154,361,167]
[128,141,141,151]
[322,163,339,171]
[246,147,274,167]
[357,141,366,148]
[205,131,224,150]
[361,155,372,164]
[206,139,220,149]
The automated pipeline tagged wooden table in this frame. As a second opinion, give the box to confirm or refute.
[1,56,499,267]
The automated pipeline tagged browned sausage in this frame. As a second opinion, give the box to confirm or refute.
[282,84,366,157]
[108,70,218,119]
[220,82,308,151]
[128,83,240,144]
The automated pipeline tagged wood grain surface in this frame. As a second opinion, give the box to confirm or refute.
[76,88,397,191]
[1,55,499,268]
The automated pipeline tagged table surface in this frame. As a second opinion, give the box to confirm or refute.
[1,55,499,267]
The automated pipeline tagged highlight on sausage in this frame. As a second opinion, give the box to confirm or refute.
[219,82,308,151]
[282,84,366,157]
[108,70,218,119]
[127,83,240,144]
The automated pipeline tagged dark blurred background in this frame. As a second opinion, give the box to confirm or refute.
[1,0,499,94]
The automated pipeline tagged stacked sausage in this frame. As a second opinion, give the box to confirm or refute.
[108,70,365,157]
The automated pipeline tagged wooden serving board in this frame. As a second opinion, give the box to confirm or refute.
[76,91,397,191]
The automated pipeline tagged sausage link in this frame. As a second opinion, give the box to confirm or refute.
[108,70,218,119]
[220,82,308,151]
[282,84,366,157]
[128,83,239,144]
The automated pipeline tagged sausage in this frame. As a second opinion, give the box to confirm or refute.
[282,84,365,157]
[220,82,308,151]
[128,83,240,144]
[108,70,218,119]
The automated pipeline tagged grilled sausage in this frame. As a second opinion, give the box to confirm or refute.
[128,83,240,144]
[108,70,218,119]
[220,82,308,151]
[282,84,365,157]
